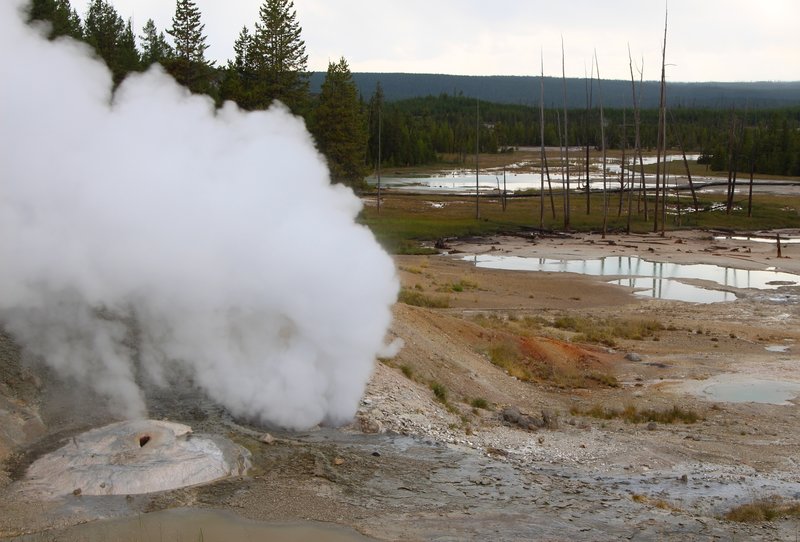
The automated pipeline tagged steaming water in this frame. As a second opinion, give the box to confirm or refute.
[0,1,398,429]
[367,154,699,194]
[462,255,800,303]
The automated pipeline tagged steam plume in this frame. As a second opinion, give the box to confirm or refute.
[0,1,398,429]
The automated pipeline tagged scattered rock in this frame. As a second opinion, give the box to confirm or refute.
[625,353,642,362]
[334,457,345,466]
[72,488,81,496]
[260,433,275,445]
[359,416,383,434]
[646,422,657,431]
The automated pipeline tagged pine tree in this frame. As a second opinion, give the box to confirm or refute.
[28,0,83,40]
[165,0,213,94]
[249,0,309,113]
[220,26,257,108]
[84,0,139,85]
[312,58,367,187]
[140,19,173,68]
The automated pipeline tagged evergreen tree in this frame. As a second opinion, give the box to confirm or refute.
[165,0,213,94]
[115,19,141,76]
[312,58,367,186]
[220,26,257,108]
[140,18,173,68]
[27,0,83,40]
[249,0,309,113]
[84,0,139,85]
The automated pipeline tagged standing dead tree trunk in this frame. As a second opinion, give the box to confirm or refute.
[619,108,627,218]
[595,51,608,239]
[584,63,594,215]
[725,108,737,215]
[669,109,699,212]
[561,37,571,230]
[475,98,480,219]
[628,45,647,221]
[653,9,668,235]
[539,53,556,225]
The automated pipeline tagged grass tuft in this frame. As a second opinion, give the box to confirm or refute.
[571,404,701,424]
[398,288,449,308]
[725,496,800,523]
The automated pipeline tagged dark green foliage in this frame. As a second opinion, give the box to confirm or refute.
[312,58,367,186]
[220,26,258,108]
[430,382,448,403]
[250,0,309,113]
[83,0,140,85]
[310,73,800,110]
[27,0,82,40]
[140,19,173,68]
[165,0,213,94]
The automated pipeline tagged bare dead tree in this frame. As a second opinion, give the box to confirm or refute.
[584,62,594,215]
[628,45,647,220]
[539,52,552,227]
[654,7,668,235]
[725,108,737,214]
[619,108,627,217]
[561,37,571,229]
[669,109,699,212]
[475,97,480,219]
[594,51,608,239]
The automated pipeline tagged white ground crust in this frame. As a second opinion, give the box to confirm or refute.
[24,420,249,498]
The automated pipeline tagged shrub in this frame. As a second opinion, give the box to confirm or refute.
[725,496,800,523]
[470,397,490,410]
[398,288,449,308]
[430,382,448,403]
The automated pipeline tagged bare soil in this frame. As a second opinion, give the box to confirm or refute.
[2,230,800,541]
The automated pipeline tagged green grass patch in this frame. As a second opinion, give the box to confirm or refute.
[553,316,664,347]
[360,192,800,255]
[430,381,448,403]
[470,397,490,410]
[571,404,701,424]
[397,288,449,308]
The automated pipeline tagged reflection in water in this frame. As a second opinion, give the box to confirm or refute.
[463,254,800,303]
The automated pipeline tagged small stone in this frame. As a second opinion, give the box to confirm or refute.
[334,457,345,466]
[372,451,381,457]
[646,422,657,431]
[260,433,275,444]
[72,488,82,496]
[625,353,642,362]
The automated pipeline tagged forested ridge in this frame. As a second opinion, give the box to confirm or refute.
[311,72,800,110]
[28,0,800,180]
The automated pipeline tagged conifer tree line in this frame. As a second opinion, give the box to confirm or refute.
[28,0,800,183]
[26,0,366,186]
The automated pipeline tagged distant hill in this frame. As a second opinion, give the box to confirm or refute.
[309,72,800,109]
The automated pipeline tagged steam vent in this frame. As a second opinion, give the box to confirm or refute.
[24,420,250,498]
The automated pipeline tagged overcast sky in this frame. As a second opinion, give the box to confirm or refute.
[88,0,798,82]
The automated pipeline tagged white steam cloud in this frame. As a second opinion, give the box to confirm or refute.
[0,1,398,429]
